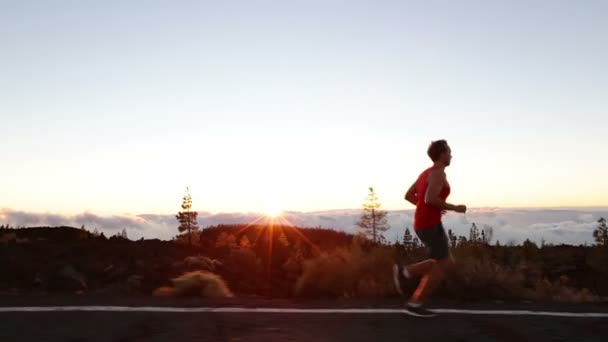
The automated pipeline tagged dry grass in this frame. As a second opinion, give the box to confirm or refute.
[152,286,174,297]
[444,249,597,303]
[295,238,396,298]
[184,255,222,271]
[443,257,527,300]
[126,275,143,293]
[528,278,597,302]
[153,271,233,298]
[0,232,17,244]
[295,240,597,302]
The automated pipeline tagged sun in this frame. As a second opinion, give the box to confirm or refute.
[265,207,282,218]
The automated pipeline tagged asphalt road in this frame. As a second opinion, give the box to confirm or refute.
[1,296,607,342]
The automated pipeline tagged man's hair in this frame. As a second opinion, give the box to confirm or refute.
[427,140,449,162]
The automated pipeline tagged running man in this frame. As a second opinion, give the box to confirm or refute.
[393,139,467,317]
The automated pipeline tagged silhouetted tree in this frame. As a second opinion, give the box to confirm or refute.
[522,239,538,249]
[216,232,237,249]
[458,236,468,246]
[240,235,251,248]
[593,217,608,246]
[356,187,389,243]
[278,231,290,247]
[392,239,402,250]
[412,237,420,249]
[469,223,480,243]
[587,219,608,277]
[176,187,200,245]
[448,229,457,248]
[481,225,493,245]
[78,225,89,240]
[403,227,414,251]
[522,238,540,261]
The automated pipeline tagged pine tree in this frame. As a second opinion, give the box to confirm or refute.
[412,237,420,249]
[522,239,540,260]
[403,227,413,251]
[78,225,88,240]
[176,187,200,245]
[593,217,608,246]
[458,236,468,246]
[278,231,290,247]
[448,229,457,248]
[120,228,128,239]
[240,235,251,248]
[392,239,402,249]
[469,223,480,243]
[356,187,390,243]
[482,225,493,245]
[216,232,237,249]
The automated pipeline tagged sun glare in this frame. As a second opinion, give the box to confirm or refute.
[265,207,282,218]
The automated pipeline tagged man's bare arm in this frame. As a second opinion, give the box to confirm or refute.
[424,170,466,213]
[404,181,417,206]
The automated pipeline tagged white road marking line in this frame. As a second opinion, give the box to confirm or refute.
[0,306,607,318]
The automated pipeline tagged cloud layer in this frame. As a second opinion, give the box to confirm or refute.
[1,207,606,245]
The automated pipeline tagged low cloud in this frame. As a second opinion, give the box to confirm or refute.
[0,209,167,240]
[1,207,606,245]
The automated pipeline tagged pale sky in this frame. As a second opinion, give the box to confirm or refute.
[1,0,607,215]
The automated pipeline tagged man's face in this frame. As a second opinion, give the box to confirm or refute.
[441,146,452,166]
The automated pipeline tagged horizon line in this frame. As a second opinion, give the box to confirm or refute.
[2,205,608,217]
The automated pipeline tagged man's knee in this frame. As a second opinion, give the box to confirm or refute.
[426,259,437,269]
[435,258,451,272]
[427,257,451,273]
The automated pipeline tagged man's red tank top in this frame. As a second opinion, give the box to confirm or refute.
[413,166,450,230]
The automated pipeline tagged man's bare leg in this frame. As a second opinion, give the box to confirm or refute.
[393,259,436,297]
[402,259,436,278]
[409,258,450,304]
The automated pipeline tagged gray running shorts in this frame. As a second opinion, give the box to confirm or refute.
[415,223,450,260]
